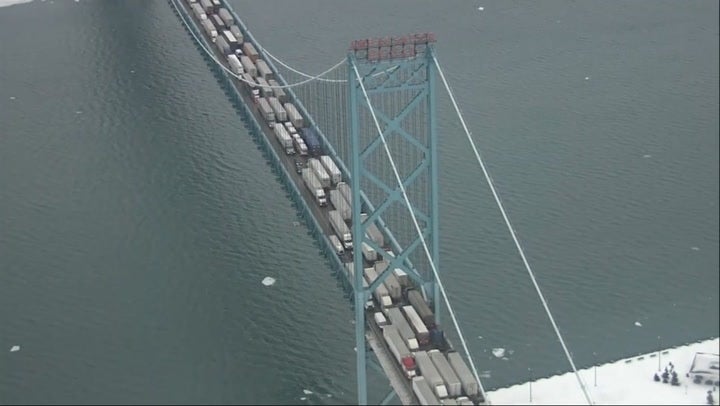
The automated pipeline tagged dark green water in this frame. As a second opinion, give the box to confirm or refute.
[1,0,717,404]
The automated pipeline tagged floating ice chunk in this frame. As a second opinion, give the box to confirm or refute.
[300,397,306,401]
[634,321,642,327]
[9,96,16,100]
[10,345,20,352]
[76,110,82,114]
[492,348,505,358]
[325,394,332,398]
[130,69,135,74]
[261,276,276,286]
[585,76,590,80]
[691,246,699,251]
[477,6,484,11]
[478,335,483,339]
[303,389,313,395]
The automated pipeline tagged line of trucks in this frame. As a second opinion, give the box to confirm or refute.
[346,256,481,405]
[182,1,482,404]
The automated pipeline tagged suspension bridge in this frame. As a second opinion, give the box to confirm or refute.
[170,0,596,404]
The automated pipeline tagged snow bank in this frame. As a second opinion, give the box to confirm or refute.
[487,337,719,405]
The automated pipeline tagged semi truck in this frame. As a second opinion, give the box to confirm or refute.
[328,210,352,249]
[242,42,259,62]
[361,242,377,263]
[402,305,430,346]
[240,55,257,77]
[364,267,392,308]
[382,325,417,379]
[414,350,449,399]
[373,260,402,301]
[428,349,463,398]
[300,127,322,156]
[268,97,287,122]
[447,351,480,398]
[273,123,294,155]
[227,54,243,75]
[302,168,327,207]
[218,7,233,27]
[269,80,287,103]
[191,2,207,20]
[384,307,419,351]
[308,158,331,189]
[320,155,342,185]
[201,19,217,40]
[360,212,385,247]
[229,25,244,43]
[329,189,351,221]
[257,98,275,126]
[256,59,273,81]
[412,376,440,406]
[408,288,436,329]
[285,102,304,129]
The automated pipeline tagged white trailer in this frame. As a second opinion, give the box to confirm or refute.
[329,210,352,249]
[227,54,243,75]
[268,97,287,122]
[270,80,287,103]
[273,123,294,155]
[255,77,272,98]
[403,305,430,347]
[191,3,207,20]
[242,42,259,62]
[337,182,352,208]
[240,55,257,77]
[447,352,479,398]
[361,242,377,263]
[256,59,273,81]
[329,189,351,221]
[218,7,233,27]
[221,30,239,50]
[229,25,244,43]
[329,234,344,255]
[308,158,331,189]
[293,137,308,156]
[257,98,275,126]
[429,349,463,398]
[284,102,304,128]
[414,350,449,399]
[201,19,217,39]
[364,267,392,308]
[361,212,385,247]
[374,312,388,327]
[374,260,401,301]
[302,168,327,207]
[383,325,417,379]
[412,376,440,406]
[384,307,419,351]
[319,155,342,185]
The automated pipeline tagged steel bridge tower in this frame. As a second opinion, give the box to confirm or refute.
[347,33,440,405]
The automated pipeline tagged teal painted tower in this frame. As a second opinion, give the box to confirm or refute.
[346,33,440,405]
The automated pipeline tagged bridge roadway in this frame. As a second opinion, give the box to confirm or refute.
[174,0,420,403]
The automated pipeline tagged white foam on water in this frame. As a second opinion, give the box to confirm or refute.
[644,154,652,158]
[10,345,20,352]
[492,348,505,358]
[585,76,590,80]
[691,246,700,251]
[261,276,276,286]
[9,96,16,100]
